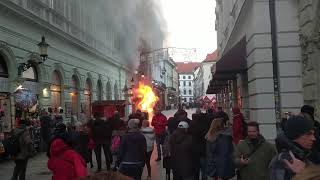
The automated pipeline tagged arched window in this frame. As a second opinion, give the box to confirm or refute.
[22,66,38,82]
[51,70,62,111]
[0,54,8,78]
[84,78,92,118]
[71,75,80,116]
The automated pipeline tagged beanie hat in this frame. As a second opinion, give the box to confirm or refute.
[301,105,315,117]
[178,121,189,129]
[128,118,140,129]
[284,115,314,140]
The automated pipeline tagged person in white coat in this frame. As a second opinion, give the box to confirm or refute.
[141,120,155,180]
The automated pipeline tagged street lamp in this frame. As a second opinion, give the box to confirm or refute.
[38,35,50,62]
[18,36,49,75]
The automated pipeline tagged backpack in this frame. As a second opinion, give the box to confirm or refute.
[5,130,24,157]
[111,135,121,154]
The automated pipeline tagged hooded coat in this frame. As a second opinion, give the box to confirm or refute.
[13,126,34,160]
[48,139,88,180]
[170,128,197,178]
[232,107,244,144]
[206,128,235,179]
[151,113,167,136]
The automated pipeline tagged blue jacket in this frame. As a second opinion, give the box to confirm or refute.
[206,128,235,178]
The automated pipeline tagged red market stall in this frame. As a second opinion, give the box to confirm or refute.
[92,100,126,119]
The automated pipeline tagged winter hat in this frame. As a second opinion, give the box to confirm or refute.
[178,121,189,129]
[301,105,315,117]
[128,118,140,129]
[55,122,67,132]
[285,115,314,140]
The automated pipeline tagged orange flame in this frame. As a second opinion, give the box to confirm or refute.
[134,82,159,119]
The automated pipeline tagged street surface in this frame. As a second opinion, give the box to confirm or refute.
[0,108,197,180]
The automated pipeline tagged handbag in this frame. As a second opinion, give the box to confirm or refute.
[236,141,263,180]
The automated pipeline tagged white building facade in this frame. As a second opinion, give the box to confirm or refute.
[179,73,195,104]
[0,0,130,131]
[209,0,303,139]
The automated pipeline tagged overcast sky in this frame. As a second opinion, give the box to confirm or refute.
[160,0,217,62]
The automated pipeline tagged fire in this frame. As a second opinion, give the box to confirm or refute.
[134,82,159,119]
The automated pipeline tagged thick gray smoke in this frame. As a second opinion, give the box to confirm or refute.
[84,0,167,68]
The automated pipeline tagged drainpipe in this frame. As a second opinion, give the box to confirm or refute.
[269,0,282,130]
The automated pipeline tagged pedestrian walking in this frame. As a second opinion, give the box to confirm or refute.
[190,112,210,180]
[205,118,235,180]
[234,121,275,180]
[170,121,197,180]
[232,107,245,145]
[270,115,315,180]
[300,105,320,164]
[11,119,34,180]
[48,138,88,180]
[70,123,90,165]
[39,109,52,151]
[151,109,167,161]
[163,129,173,180]
[115,119,147,180]
[92,113,113,171]
[86,119,95,168]
[141,120,155,180]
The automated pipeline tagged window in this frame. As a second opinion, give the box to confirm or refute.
[189,81,192,86]
[183,89,186,95]
[183,76,186,79]
[189,90,192,95]
[183,81,186,86]
[0,55,8,78]
[188,75,191,79]
[183,98,187,102]
[22,66,38,82]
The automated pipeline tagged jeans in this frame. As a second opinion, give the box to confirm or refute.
[11,159,28,180]
[119,164,144,180]
[156,133,166,159]
[94,144,112,170]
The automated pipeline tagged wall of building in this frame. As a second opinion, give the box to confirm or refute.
[298,0,320,118]
[0,0,129,129]
[215,0,303,139]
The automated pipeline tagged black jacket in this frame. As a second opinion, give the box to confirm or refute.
[170,129,197,178]
[116,129,147,167]
[190,113,209,157]
[92,119,112,145]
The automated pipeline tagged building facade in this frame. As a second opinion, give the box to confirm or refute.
[194,51,218,101]
[139,48,179,109]
[209,0,303,139]
[298,0,320,118]
[0,0,129,131]
[177,62,200,105]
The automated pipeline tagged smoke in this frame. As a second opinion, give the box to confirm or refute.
[82,0,167,68]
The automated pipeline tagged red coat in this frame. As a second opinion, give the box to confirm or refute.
[151,113,168,135]
[48,139,88,180]
[232,107,244,145]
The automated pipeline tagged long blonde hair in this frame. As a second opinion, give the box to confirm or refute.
[293,166,320,180]
[205,118,225,142]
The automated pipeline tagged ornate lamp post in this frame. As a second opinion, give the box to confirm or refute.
[18,36,49,76]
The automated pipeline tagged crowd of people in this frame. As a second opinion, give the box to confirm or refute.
[5,104,320,180]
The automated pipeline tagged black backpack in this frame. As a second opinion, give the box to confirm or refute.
[5,130,23,157]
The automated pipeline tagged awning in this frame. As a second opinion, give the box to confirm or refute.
[207,37,247,94]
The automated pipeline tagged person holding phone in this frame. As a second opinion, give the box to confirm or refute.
[234,121,276,180]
